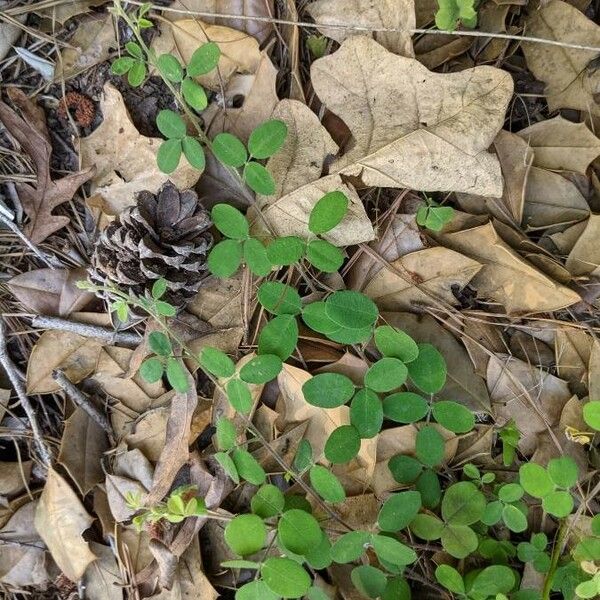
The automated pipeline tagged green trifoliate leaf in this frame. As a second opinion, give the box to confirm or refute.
[251,484,284,518]
[431,400,475,433]
[330,531,370,563]
[374,325,419,362]
[128,60,146,86]
[212,132,248,167]
[471,565,516,597]
[232,448,266,485]
[243,238,271,276]
[350,389,383,438]
[149,331,172,356]
[111,56,134,74]
[407,343,447,393]
[182,136,205,169]
[547,456,578,489]
[239,354,282,384]
[181,78,208,111]
[378,491,422,532]
[243,161,275,195]
[301,301,338,334]
[166,358,189,392]
[293,439,312,472]
[302,373,354,408]
[325,290,379,329]
[187,41,221,76]
[261,557,311,599]
[139,357,164,383]
[442,481,486,525]
[519,463,553,498]
[416,204,454,231]
[308,191,349,234]
[157,53,183,82]
[248,119,288,159]
[125,41,143,58]
[215,451,239,483]
[370,534,416,566]
[224,514,266,556]
[211,204,249,239]
[215,417,236,451]
[435,565,465,595]
[151,278,167,299]
[226,378,253,413]
[382,391,429,424]
[257,281,302,315]
[157,138,182,173]
[306,239,344,272]
[351,565,387,599]
[388,454,423,483]
[502,504,528,532]
[265,236,305,265]
[156,109,186,139]
[207,239,242,277]
[542,490,574,518]
[364,357,408,392]
[324,425,361,464]
[415,426,445,467]
[309,465,346,503]
[278,509,322,556]
[199,347,235,378]
[583,400,600,430]
[257,314,298,360]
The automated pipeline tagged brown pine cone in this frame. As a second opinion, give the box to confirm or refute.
[90,181,213,308]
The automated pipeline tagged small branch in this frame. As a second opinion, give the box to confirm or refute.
[51,369,115,443]
[0,319,52,468]
[0,212,57,269]
[31,315,141,347]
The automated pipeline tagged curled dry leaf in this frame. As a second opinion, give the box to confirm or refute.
[254,99,374,246]
[311,36,513,196]
[26,331,102,394]
[205,54,279,143]
[523,0,600,116]
[34,468,96,581]
[8,267,93,317]
[307,0,415,57]
[0,88,94,243]
[517,116,600,174]
[80,84,200,215]
[152,19,261,90]
[362,246,482,311]
[434,222,581,314]
[566,214,600,276]
[164,0,274,44]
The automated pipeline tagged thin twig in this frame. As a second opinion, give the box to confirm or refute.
[51,369,115,441]
[0,213,57,269]
[0,319,52,468]
[31,315,141,347]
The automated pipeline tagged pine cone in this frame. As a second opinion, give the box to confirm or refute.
[90,181,213,308]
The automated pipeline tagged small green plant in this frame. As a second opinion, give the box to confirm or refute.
[416,196,455,231]
[435,0,478,32]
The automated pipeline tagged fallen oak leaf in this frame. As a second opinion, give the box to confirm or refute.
[311,36,513,197]
[0,89,94,243]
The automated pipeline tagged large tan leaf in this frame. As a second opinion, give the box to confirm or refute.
[34,468,96,581]
[566,214,600,276]
[435,222,581,314]
[26,331,102,394]
[164,0,274,44]
[311,36,513,196]
[80,84,199,215]
[254,100,374,246]
[383,313,491,413]
[362,247,482,311]
[523,0,600,115]
[152,19,261,90]
[487,354,572,455]
[83,542,123,600]
[555,327,593,394]
[307,0,415,57]
[517,116,600,174]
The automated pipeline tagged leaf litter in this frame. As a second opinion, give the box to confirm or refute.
[1,0,600,598]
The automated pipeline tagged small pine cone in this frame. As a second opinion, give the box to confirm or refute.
[90,181,213,308]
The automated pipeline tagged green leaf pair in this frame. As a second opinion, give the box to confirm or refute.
[435,564,516,599]
[481,483,528,533]
[139,331,188,392]
[517,533,551,573]
[215,447,266,486]
[155,109,205,174]
[111,42,147,87]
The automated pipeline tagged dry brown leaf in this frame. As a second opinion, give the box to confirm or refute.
[80,84,199,214]
[523,1,600,116]
[362,247,482,311]
[510,331,554,367]
[517,117,600,174]
[164,0,274,43]
[106,475,148,522]
[205,54,279,143]
[8,267,93,317]
[124,408,170,463]
[555,328,593,394]
[307,0,415,57]
[34,468,96,581]
[146,373,198,505]
[523,167,589,230]
[414,34,472,70]
[383,312,491,413]
[0,461,31,498]
[26,331,102,394]
[566,214,600,276]
[487,354,572,455]
[254,100,374,246]
[435,222,581,314]
[456,130,533,225]
[57,13,116,78]
[588,340,600,401]
[0,6,24,62]
[83,542,123,600]
[37,0,106,24]
[0,501,49,587]
[348,213,426,291]
[152,19,261,90]
[0,89,94,243]
[311,36,513,196]
[461,318,507,378]
[58,407,109,496]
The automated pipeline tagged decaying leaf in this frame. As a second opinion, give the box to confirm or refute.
[8,267,93,317]
[311,36,513,196]
[83,542,123,600]
[435,222,581,314]
[34,468,96,581]
[0,88,94,243]
[555,328,593,394]
[80,84,200,215]
[523,0,600,116]
[164,0,274,44]
[152,19,261,90]
[362,247,482,311]
[565,214,600,276]
[307,0,415,57]
[26,331,102,394]
[58,407,109,496]
[517,116,600,174]
[0,461,32,498]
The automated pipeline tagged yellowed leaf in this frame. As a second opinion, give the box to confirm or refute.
[34,468,96,581]
[80,84,200,214]
[311,36,513,196]
[307,0,415,57]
